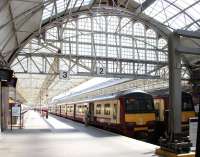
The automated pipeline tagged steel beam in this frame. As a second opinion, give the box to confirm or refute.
[0,81,1,133]
[176,46,200,55]
[2,85,8,130]
[135,0,156,13]
[17,52,167,65]
[175,29,200,39]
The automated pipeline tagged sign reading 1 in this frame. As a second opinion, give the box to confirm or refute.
[59,70,69,79]
[97,67,106,75]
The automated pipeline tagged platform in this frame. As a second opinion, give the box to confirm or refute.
[0,110,160,157]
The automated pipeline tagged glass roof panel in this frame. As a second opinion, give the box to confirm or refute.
[134,0,146,3]
[167,13,194,30]
[144,0,200,31]
[186,2,200,21]
[42,0,93,20]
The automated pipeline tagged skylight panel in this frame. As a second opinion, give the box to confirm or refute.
[144,0,166,18]
[56,0,67,13]
[42,0,93,20]
[42,3,55,20]
[134,0,146,4]
[173,0,197,9]
[186,2,200,21]
[167,14,193,30]
[144,0,200,30]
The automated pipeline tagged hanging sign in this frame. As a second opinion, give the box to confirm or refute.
[97,67,106,75]
[59,70,69,79]
[12,106,21,117]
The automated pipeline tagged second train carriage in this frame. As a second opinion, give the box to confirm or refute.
[49,90,156,137]
[153,92,195,135]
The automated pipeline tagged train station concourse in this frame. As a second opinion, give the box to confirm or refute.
[0,0,200,157]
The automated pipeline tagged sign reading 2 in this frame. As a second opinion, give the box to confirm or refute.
[97,67,106,75]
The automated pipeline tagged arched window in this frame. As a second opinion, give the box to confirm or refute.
[158,38,167,61]
[121,17,132,35]
[78,15,91,30]
[93,16,106,32]
[107,16,119,33]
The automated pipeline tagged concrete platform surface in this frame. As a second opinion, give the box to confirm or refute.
[0,110,161,157]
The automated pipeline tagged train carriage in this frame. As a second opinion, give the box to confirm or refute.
[153,92,195,135]
[49,90,156,138]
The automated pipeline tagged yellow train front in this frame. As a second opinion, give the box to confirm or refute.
[118,91,156,137]
[49,90,156,138]
[154,92,195,135]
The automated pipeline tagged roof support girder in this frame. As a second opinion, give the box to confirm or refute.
[12,52,167,79]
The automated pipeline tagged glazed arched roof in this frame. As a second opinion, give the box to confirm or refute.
[1,0,199,104]
[1,0,199,66]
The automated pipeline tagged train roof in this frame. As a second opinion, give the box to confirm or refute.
[151,89,191,97]
[57,90,150,105]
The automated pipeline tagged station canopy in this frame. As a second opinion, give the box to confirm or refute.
[0,0,200,105]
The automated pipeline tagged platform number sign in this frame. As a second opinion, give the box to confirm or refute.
[59,70,69,79]
[97,67,106,75]
[12,106,20,117]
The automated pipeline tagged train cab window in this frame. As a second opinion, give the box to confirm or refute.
[104,104,110,115]
[125,94,154,113]
[182,100,194,111]
[96,104,101,114]
[182,95,194,111]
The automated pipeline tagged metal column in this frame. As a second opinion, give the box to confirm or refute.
[168,32,182,137]
[0,81,1,133]
[2,84,9,130]
[196,110,200,157]
[158,30,195,154]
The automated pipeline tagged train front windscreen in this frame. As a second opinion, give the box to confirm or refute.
[125,93,155,113]
[182,93,194,111]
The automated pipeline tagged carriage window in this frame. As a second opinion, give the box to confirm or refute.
[82,106,85,113]
[78,106,82,113]
[104,104,110,115]
[96,104,101,114]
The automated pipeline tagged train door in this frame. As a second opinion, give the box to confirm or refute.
[89,103,94,122]
[154,98,165,121]
[65,105,67,116]
[73,104,76,119]
[112,103,118,123]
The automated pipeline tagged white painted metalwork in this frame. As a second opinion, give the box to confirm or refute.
[0,0,198,105]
